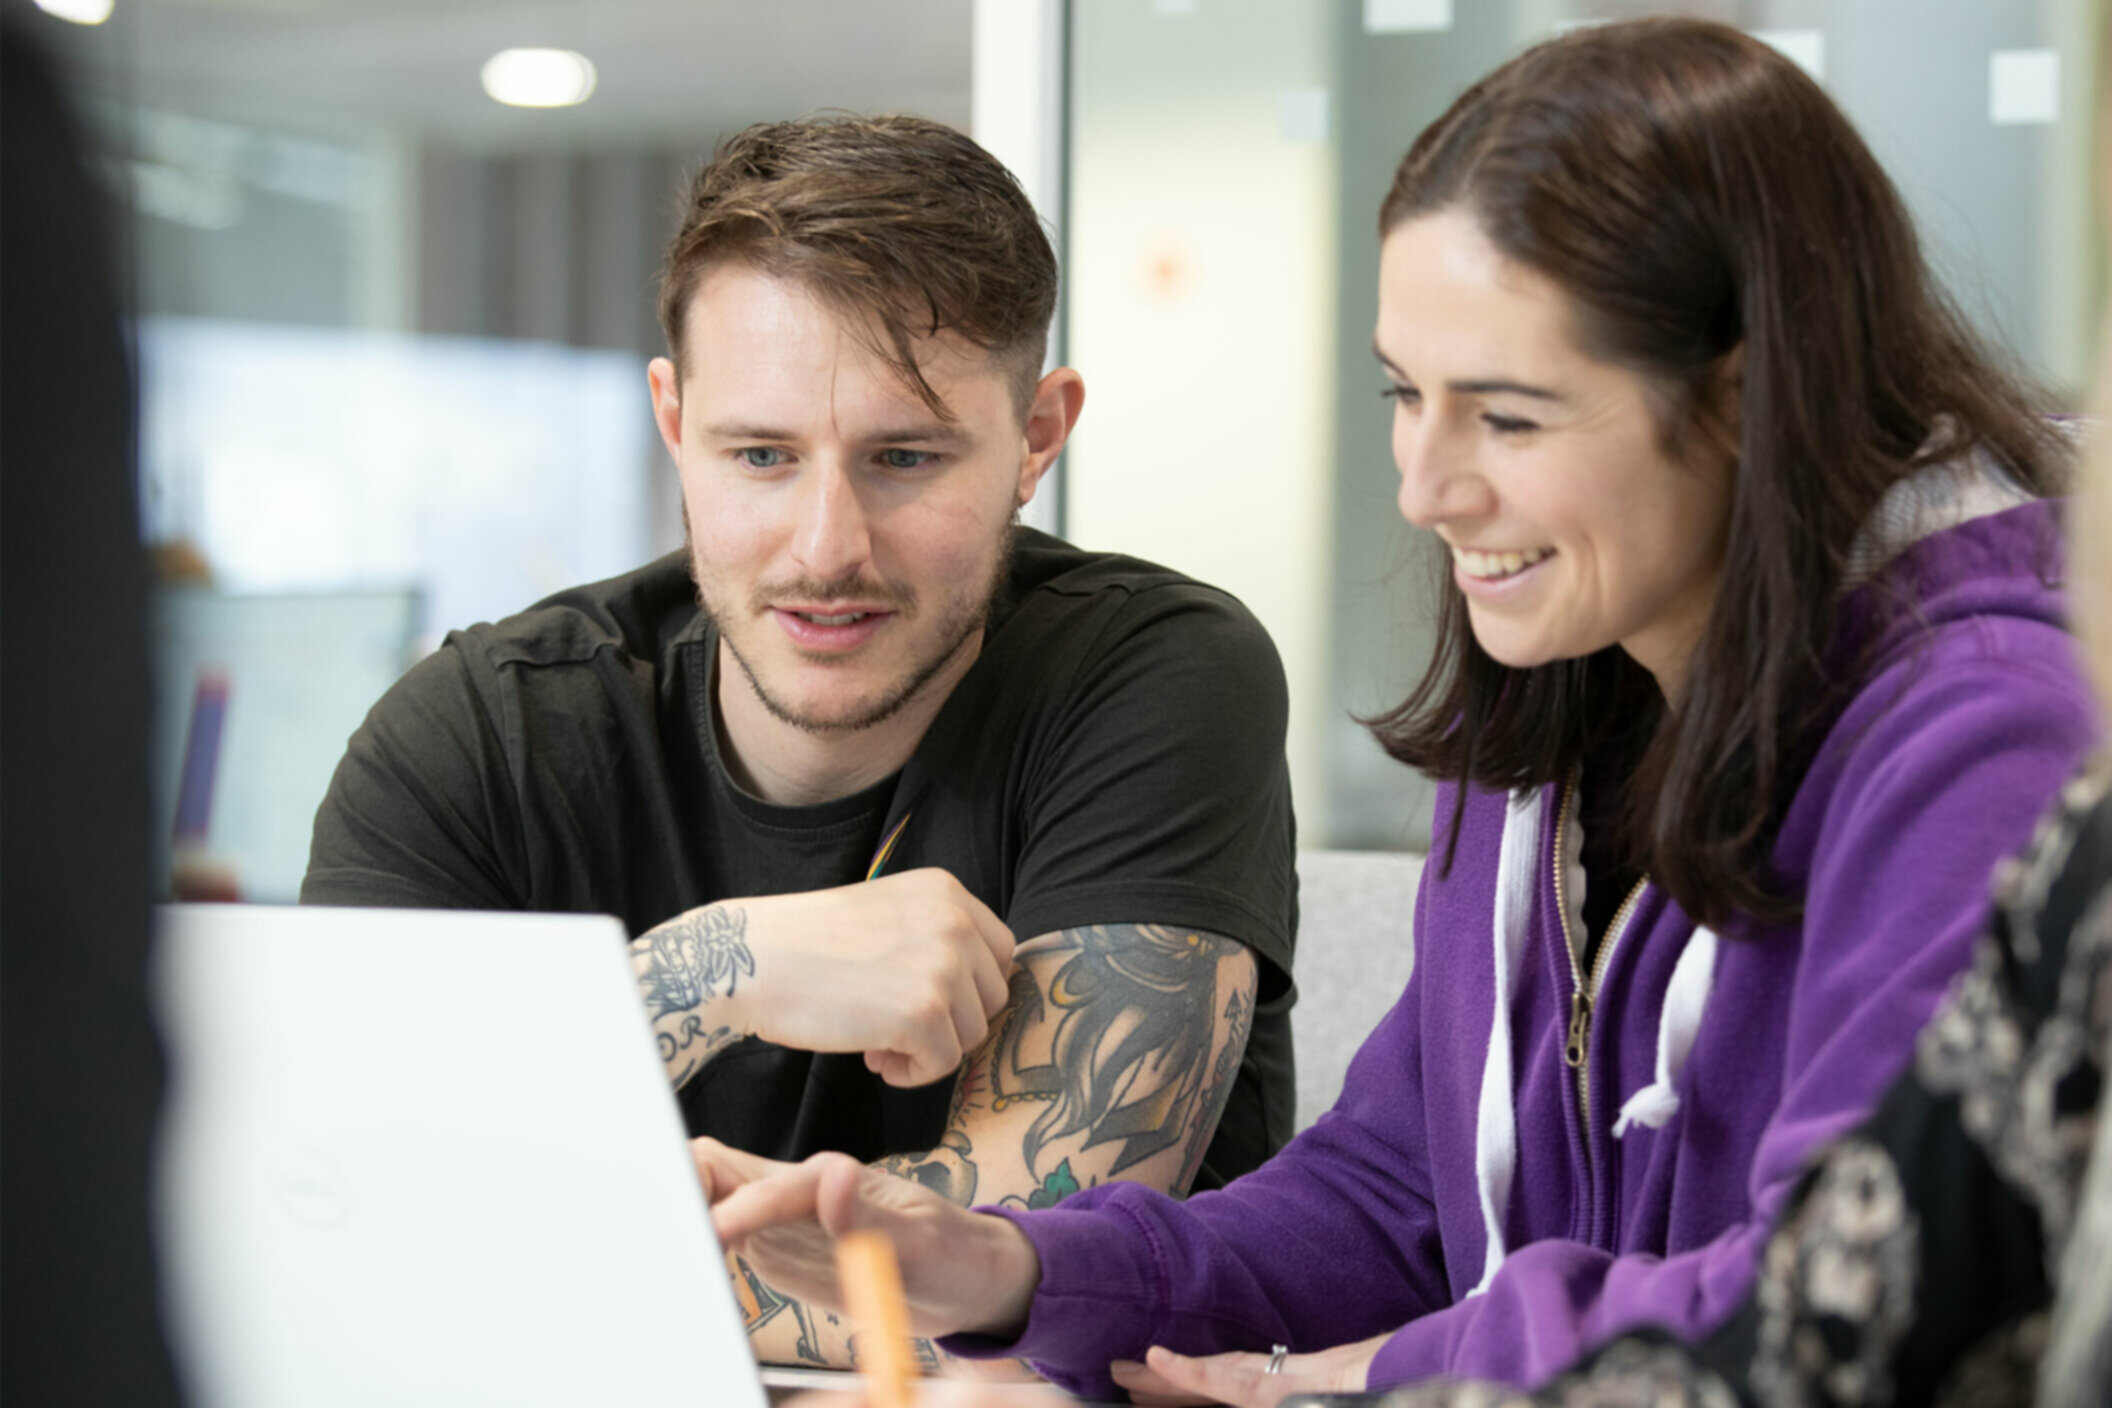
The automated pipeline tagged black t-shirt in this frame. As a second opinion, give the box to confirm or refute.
[303,529,1299,1190]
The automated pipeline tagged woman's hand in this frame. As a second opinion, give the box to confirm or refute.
[698,1138,1043,1341]
[1109,1334,1389,1408]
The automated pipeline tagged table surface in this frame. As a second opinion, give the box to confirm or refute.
[758,1364,1120,1405]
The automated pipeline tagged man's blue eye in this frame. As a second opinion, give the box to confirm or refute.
[880,449,932,470]
[736,448,786,469]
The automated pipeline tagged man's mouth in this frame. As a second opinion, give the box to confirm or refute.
[792,610,873,626]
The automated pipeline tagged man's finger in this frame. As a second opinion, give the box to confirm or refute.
[948,966,991,1060]
[710,1162,826,1245]
[869,1050,912,1085]
[887,1019,961,1090]
[691,1136,794,1203]
[809,1153,875,1239]
[692,1135,783,1180]
[967,943,1010,1021]
[960,889,1015,970]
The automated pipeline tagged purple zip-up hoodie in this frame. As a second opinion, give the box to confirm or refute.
[943,494,2099,1396]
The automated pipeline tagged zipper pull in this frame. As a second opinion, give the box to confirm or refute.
[1565,988,1591,1069]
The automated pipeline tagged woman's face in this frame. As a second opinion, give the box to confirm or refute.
[1376,209,1735,699]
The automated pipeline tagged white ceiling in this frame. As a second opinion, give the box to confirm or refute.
[50,0,973,150]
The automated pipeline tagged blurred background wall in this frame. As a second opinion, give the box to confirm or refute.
[28,0,2106,897]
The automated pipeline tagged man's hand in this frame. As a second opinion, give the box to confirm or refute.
[698,1139,1042,1343]
[632,869,1015,1089]
[1109,1336,1388,1408]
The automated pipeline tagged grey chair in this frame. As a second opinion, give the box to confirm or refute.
[1291,849,1423,1132]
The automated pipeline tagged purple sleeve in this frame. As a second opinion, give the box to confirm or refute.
[940,868,1457,1401]
[1368,640,2097,1389]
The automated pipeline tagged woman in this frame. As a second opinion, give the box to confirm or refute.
[702,19,2099,1402]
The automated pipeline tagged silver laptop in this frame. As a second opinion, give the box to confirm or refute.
[153,903,767,1408]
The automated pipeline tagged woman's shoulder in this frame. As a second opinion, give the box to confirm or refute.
[1846,496,2063,643]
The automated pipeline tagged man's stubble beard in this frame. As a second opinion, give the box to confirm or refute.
[690,516,1019,737]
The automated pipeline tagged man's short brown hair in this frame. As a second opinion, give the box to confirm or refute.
[657,114,1058,422]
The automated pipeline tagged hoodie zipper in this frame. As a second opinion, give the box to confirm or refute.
[1550,779,1648,1193]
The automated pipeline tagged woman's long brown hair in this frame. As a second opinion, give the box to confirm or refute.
[1369,19,2066,929]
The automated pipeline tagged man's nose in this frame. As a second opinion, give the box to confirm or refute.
[790,462,872,582]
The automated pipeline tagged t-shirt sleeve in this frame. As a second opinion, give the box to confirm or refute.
[1000,586,1296,982]
[300,631,527,910]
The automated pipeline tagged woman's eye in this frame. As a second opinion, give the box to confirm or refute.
[879,448,935,470]
[1382,384,1419,408]
[1483,413,1539,435]
[735,447,788,469]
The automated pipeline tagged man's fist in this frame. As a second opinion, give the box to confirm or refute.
[638,869,1015,1088]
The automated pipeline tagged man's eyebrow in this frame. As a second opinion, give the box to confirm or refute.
[866,425,970,447]
[697,421,970,446]
[700,422,799,441]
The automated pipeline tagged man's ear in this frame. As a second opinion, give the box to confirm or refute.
[648,356,684,463]
[1018,367,1085,507]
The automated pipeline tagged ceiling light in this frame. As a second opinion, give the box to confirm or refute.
[480,48,597,109]
[35,0,115,24]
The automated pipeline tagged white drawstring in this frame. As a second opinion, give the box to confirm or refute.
[1469,786,1543,1297]
[1612,927,1719,1138]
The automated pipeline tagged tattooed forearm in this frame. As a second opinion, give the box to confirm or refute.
[632,904,754,1087]
[638,905,753,1016]
[657,1014,741,1089]
[730,1253,828,1365]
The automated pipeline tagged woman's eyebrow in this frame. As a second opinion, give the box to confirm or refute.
[1447,378,1565,401]
[1370,342,1565,402]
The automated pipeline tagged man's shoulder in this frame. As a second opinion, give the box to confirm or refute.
[452,550,703,674]
[1000,528,1273,653]
[1008,526,1226,599]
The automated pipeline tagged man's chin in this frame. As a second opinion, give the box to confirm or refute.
[762,692,905,735]
[738,659,936,736]
[721,604,989,739]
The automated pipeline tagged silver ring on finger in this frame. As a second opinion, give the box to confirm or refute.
[1265,1344,1290,1376]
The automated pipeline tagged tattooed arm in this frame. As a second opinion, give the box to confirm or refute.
[630,904,753,1086]
[729,922,1260,1370]
[628,870,1015,1089]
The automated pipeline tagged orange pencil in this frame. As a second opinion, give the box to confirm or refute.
[838,1230,919,1408]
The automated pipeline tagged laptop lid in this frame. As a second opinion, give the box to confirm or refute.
[154,903,765,1408]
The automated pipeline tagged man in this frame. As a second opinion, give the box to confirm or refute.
[303,115,1297,1370]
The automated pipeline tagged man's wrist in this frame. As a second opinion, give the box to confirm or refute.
[963,1212,1041,1340]
[633,900,765,1084]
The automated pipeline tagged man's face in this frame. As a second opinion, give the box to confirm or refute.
[649,263,1047,736]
